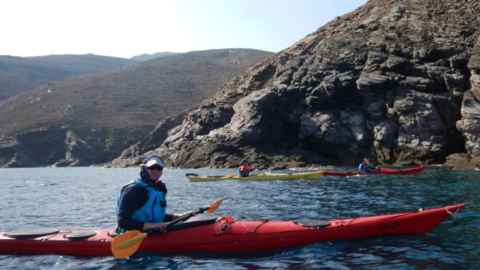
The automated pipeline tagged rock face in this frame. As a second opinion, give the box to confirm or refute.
[448,35,480,169]
[112,0,480,169]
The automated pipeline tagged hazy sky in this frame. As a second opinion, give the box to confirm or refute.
[1,0,368,59]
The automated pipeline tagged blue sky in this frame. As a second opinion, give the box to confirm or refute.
[1,0,369,59]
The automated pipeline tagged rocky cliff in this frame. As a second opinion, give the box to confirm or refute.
[112,0,480,170]
[447,34,480,169]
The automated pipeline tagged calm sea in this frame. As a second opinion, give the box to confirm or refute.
[0,167,479,269]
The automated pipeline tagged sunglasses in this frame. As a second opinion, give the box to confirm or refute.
[147,165,163,171]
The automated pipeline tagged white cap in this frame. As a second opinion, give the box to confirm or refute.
[145,156,164,168]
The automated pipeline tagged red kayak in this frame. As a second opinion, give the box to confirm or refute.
[323,166,428,176]
[0,204,463,256]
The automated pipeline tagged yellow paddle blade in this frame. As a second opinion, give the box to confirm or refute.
[111,230,145,259]
[224,174,237,178]
[116,233,148,249]
[364,158,371,165]
[207,198,224,213]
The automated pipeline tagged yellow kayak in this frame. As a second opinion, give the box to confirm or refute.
[186,171,324,182]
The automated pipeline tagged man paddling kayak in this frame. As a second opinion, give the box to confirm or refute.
[238,159,255,177]
[359,158,380,173]
[116,155,195,233]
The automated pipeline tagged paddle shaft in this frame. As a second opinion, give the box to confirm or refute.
[249,162,270,176]
[145,206,209,236]
[257,161,270,170]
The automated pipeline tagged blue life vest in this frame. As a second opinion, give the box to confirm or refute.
[116,180,167,231]
[359,162,366,173]
[238,167,250,177]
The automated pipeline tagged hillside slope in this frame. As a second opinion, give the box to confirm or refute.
[0,49,273,167]
[0,54,135,101]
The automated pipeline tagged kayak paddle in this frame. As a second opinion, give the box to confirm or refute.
[364,158,372,166]
[364,158,379,169]
[224,162,270,178]
[257,161,270,170]
[111,198,224,259]
[250,161,270,176]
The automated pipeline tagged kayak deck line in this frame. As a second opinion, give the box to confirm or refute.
[0,204,464,256]
[187,171,324,182]
[323,166,428,177]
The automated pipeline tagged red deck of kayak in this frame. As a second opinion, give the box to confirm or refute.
[323,166,428,176]
[0,204,463,256]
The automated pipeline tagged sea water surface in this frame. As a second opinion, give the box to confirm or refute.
[0,167,479,269]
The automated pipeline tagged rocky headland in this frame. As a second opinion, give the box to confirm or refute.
[111,0,480,170]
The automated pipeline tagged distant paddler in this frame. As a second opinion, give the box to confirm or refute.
[359,158,379,173]
[238,158,256,177]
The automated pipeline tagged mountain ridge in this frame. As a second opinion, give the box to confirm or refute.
[0,54,136,101]
[131,52,178,61]
[0,49,274,167]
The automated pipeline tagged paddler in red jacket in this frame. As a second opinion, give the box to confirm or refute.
[238,159,255,177]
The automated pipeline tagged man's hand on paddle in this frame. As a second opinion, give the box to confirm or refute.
[143,222,167,233]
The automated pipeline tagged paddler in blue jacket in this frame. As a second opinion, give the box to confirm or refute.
[359,158,379,173]
[116,155,195,233]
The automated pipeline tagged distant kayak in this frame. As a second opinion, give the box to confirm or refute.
[187,171,324,182]
[0,204,464,256]
[323,166,427,177]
